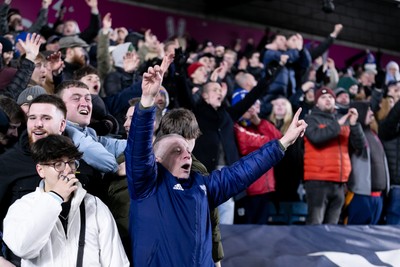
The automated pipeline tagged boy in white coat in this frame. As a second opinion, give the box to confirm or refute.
[3,134,129,267]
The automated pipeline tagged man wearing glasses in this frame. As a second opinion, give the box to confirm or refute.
[3,134,129,266]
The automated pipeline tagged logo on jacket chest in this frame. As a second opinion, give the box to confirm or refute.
[199,184,207,195]
[173,183,184,191]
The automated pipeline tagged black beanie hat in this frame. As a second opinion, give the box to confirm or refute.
[0,36,14,53]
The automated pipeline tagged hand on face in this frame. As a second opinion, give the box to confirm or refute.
[51,174,79,202]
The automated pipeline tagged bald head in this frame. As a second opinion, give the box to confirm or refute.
[153,134,192,179]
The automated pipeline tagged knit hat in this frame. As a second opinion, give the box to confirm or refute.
[336,77,358,91]
[315,87,336,102]
[231,89,252,126]
[187,62,204,77]
[0,108,9,135]
[0,36,14,53]
[17,86,47,105]
[158,86,170,108]
[334,87,349,98]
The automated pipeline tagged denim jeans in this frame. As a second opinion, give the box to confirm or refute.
[304,180,345,225]
[386,186,400,225]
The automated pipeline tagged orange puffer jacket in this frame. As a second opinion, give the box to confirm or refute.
[304,125,351,183]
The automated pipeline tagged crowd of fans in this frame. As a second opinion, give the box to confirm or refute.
[1,0,400,266]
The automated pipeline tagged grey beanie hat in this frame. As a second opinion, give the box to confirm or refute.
[17,86,47,105]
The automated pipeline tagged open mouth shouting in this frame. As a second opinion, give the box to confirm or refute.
[181,163,191,174]
[78,109,89,116]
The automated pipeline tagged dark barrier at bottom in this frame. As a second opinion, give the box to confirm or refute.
[220,224,400,267]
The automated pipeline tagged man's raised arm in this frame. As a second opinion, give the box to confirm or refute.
[125,54,173,199]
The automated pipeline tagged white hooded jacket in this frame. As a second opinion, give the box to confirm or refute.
[3,181,129,267]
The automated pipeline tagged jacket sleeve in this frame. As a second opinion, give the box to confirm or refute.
[0,58,35,100]
[309,36,334,61]
[227,78,269,121]
[206,139,284,207]
[103,80,142,115]
[27,8,48,34]
[97,31,112,82]
[79,13,101,44]
[304,114,341,146]
[263,49,282,66]
[125,105,158,200]
[228,66,283,121]
[234,121,281,155]
[95,197,130,267]
[65,125,119,173]
[103,70,135,97]
[378,100,400,141]
[97,135,127,158]
[349,123,366,151]
[0,3,9,35]
[3,193,61,259]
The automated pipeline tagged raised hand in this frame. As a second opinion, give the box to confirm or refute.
[279,54,289,66]
[160,52,174,75]
[85,0,98,14]
[331,24,343,38]
[301,81,315,92]
[279,108,308,149]
[102,12,112,34]
[326,58,335,70]
[210,62,227,82]
[42,0,53,9]
[141,53,174,107]
[18,33,42,62]
[46,51,65,75]
[85,0,98,8]
[347,107,359,126]
[123,51,139,73]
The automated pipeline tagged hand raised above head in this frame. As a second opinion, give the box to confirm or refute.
[102,12,112,31]
[42,0,53,9]
[279,108,308,149]
[140,53,174,107]
[19,33,42,62]
[47,51,65,75]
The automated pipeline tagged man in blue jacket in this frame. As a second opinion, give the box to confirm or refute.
[125,55,307,266]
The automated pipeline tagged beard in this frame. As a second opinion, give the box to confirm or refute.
[28,130,48,146]
[71,54,86,67]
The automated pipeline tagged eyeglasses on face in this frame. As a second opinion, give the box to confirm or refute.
[42,159,80,172]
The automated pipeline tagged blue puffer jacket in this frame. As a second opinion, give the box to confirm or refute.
[125,105,285,267]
